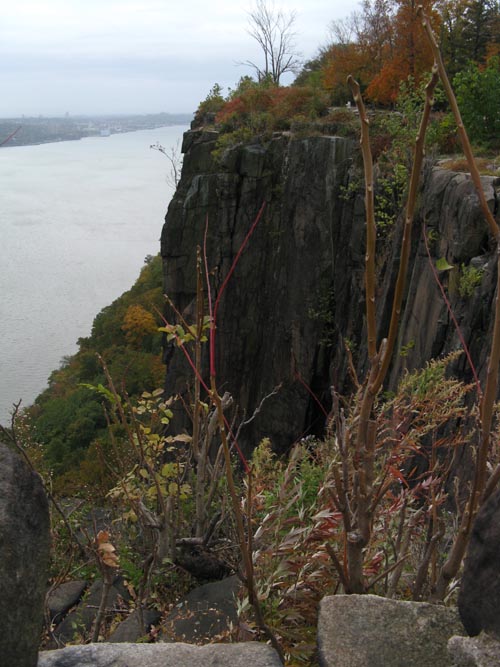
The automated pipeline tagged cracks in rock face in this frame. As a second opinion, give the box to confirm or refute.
[164,127,500,456]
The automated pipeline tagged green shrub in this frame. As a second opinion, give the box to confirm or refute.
[193,83,226,125]
[26,256,165,487]
[427,112,459,153]
[459,263,484,297]
[211,127,256,163]
[453,58,500,147]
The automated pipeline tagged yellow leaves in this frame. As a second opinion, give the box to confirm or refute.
[145,485,158,501]
[171,482,192,500]
[133,391,173,426]
[144,480,191,501]
[139,388,167,401]
[122,304,158,348]
[103,388,195,532]
[122,509,137,523]
[109,460,193,505]
[96,530,119,569]
[160,462,177,478]
[160,413,173,425]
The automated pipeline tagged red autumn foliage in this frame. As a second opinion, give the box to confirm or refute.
[215,85,327,130]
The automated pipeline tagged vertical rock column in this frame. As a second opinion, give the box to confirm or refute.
[0,443,50,667]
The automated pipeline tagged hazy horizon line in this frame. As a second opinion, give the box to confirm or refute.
[0,111,193,120]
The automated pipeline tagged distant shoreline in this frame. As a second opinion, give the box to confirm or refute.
[0,113,192,149]
[0,123,189,149]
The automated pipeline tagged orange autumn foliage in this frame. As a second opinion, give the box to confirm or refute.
[366,0,441,103]
[366,0,440,104]
[322,43,378,98]
[322,0,442,105]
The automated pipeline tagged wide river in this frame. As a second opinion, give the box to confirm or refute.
[0,125,187,425]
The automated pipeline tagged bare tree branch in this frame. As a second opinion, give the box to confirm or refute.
[150,141,183,190]
[245,0,302,84]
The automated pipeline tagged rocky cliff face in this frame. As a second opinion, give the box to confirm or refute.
[161,128,500,456]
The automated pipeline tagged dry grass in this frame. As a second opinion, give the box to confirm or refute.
[439,155,500,176]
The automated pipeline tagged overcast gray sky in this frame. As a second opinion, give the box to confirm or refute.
[0,0,352,118]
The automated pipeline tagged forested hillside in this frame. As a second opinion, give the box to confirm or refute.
[23,255,164,492]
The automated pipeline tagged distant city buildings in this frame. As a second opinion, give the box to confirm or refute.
[0,113,191,148]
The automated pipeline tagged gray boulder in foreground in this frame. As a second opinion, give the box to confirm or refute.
[106,608,161,642]
[318,594,465,667]
[160,575,240,642]
[0,443,50,667]
[448,634,500,667]
[50,577,131,646]
[47,580,88,624]
[38,642,283,666]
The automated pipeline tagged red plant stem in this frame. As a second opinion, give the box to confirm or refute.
[223,417,250,474]
[163,316,250,469]
[422,222,482,399]
[295,371,329,418]
[0,126,21,147]
[209,202,266,377]
[202,215,250,471]
[160,309,211,394]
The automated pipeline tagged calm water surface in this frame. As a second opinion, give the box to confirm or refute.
[0,126,186,424]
